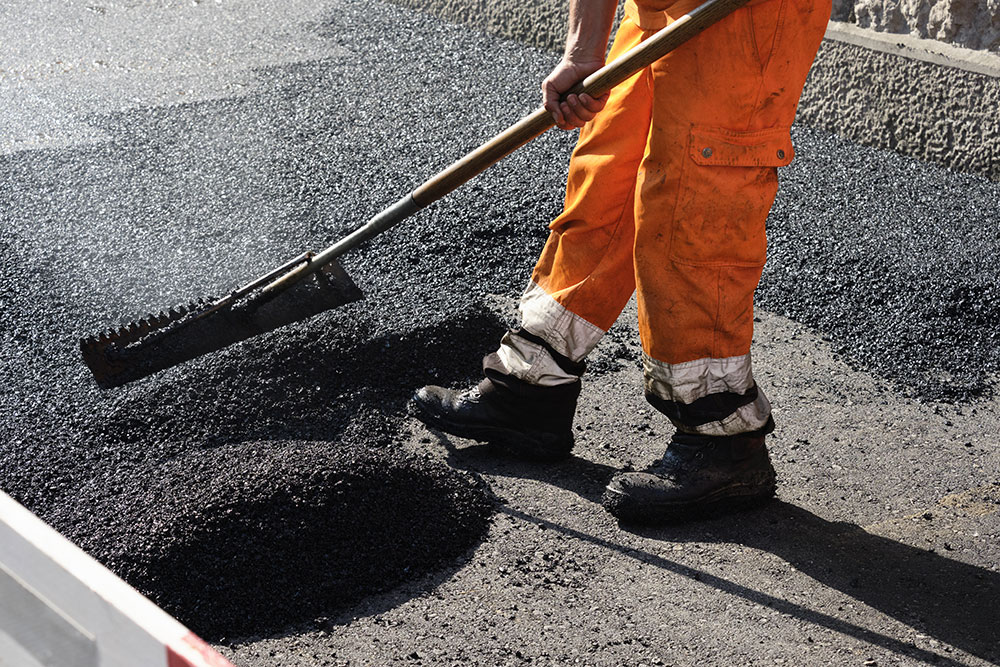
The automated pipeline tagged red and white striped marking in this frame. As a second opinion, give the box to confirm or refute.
[0,491,236,667]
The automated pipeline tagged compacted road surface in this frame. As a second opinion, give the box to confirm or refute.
[2,1,998,665]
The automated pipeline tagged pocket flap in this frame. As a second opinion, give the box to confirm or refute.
[689,126,794,167]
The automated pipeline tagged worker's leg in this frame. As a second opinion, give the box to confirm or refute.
[492,18,654,388]
[412,19,652,458]
[605,0,832,521]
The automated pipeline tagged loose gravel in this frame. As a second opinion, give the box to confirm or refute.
[1,0,997,646]
[762,126,1000,402]
[57,440,492,640]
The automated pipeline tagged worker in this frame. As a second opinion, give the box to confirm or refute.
[412,0,832,523]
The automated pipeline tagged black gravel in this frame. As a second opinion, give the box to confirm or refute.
[0,2,567,639]
[1,0,997,644]
[56,440,492,640]
[763,126,1000,402]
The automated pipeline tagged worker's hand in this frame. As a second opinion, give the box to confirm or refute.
[542,57,609,131]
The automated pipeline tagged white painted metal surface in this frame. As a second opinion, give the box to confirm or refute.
[0,491,234,667]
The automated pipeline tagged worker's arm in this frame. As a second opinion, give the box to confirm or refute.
[543,0,619,130]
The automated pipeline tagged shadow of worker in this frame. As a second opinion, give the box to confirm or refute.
[634,500,1000,664]
[429,432,998,662]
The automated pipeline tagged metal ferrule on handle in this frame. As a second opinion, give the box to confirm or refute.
[311,195,421,266]
[258,195,420,296]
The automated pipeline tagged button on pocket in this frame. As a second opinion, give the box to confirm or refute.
[669,125,794,268]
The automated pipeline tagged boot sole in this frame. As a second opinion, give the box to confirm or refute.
[408,395,573,462]
[602,481,777,525]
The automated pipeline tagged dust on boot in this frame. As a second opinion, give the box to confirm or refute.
[411,348,581,461]
[602,418,777,523]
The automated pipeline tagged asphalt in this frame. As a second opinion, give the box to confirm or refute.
[760,129,1000,402]
[1,0,998,664]
[62,440,492,639]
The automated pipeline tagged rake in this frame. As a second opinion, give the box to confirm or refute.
[81,0,748,389]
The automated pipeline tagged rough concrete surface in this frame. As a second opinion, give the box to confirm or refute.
[831,0,1000,51]
[798,38,1000,182]
[1,0,999,666]
[385,0,1000,181]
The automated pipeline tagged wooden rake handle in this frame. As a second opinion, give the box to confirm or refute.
[301,0,750,275]
[411,0,750,206]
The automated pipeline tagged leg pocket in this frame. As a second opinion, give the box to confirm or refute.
[669,124,793,268]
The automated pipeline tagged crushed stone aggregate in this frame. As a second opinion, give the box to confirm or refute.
[0,0,997,648]
[762,127,1000,402]
[55,440,492,640]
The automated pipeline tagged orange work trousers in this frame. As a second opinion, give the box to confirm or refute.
[496,0,831,436]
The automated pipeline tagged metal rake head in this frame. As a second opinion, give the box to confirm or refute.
[81,260,362,389]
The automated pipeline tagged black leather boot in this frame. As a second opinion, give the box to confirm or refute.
[602,422,777,523]
[411,357,580,461]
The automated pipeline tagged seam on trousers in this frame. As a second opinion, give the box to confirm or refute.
[663,124,694,260]
[745,0,788,131]
[562,176,642,325]
[562,68,651,328]
[713,266,722,359]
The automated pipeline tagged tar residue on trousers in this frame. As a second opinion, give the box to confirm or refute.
[2,0,999,645]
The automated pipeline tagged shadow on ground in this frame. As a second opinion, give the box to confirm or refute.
[639,501,1000,665]
[435,437,999,665]
[46,308,509,641]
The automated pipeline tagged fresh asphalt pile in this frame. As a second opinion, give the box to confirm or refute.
[1,0,998,644]
[61,440,491,639]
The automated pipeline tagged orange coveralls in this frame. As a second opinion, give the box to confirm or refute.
[495,0,831,436]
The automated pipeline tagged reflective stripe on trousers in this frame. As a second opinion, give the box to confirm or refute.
[497,0,831,435]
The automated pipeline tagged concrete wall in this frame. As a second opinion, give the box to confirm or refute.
[387,0,1000,180]
[832,0,1000,52]
[799,29,1000,180]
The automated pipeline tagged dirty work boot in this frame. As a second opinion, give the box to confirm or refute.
[602,423,777,523]
[410,371,580,461]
